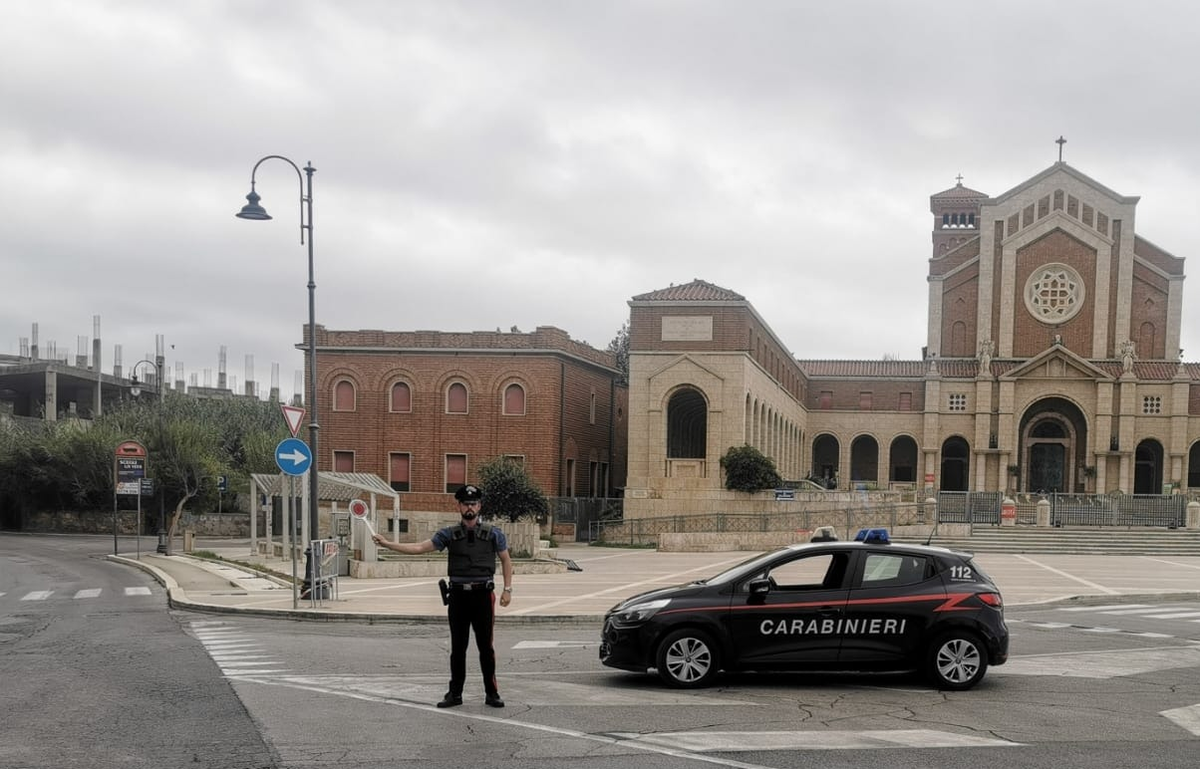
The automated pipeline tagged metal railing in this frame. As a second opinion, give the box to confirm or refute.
[548,497,624,541]
[936,491,1188,528]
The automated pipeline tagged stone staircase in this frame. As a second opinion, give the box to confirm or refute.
[897,526,1200,556]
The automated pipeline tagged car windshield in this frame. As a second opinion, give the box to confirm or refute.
[699,547,801,586]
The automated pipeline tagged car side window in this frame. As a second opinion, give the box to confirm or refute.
[859,553,929,588]
[761,552,849,591]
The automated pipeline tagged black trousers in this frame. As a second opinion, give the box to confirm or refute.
[446,587,498,697]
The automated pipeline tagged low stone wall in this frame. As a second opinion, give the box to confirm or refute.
[658,532,810,552]
[656,523,970,552]
[350,557,567,578]
[22,508,253,536]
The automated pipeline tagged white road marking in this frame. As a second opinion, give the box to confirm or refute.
[1097,606,1186,615]
[513,640,592,649]
[995,645,1200,678]
[1161,704,1200,736]
[1014,555,1119,594]
[74,589,102,599]
[21,591,53,601]
[1059,604,1149,612]
[124,586,152,596]
[507,554,750,616]
[1149,612,1200,619]
[613,729,1019,752]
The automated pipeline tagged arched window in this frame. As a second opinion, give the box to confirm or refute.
[390,381,412,413]
[334,380,356,411]
[950,321,968,357]
[1139,322,1157,359]
[446,381,468,414]
[503,383,525,415]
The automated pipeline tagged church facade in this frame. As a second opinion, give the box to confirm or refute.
[624,161,1200,516]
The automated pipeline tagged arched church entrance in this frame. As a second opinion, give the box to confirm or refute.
[1017,397,1089,493]
[1134,439,1164,494]
[940,437,970,491]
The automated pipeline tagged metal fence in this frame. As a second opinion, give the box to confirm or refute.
[548,497,624,541]
[936,491,1188,528]
[590,504,929,547]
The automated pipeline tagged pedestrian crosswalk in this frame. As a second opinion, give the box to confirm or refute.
[189,620,291,676]
[1,586,156,601]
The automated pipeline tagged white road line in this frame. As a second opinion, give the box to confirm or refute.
[74,589,102,599]
[1013,555,1119,594]
[1082,627,1123,633]
[513,640,591,649]
[614,729,1019,752]
[1161,704,1200,736]
[124,586,152,596]
[247,677,804,769]
[21,591,53,601]
[1148,612,1200,619]
[1143,557,1200,571]
[995,645,1200,678]
[1097,607,1185,615]
[1059,604,1149,612]
[507,554,750,616]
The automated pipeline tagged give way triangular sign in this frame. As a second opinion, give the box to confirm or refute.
[281,404,305,437]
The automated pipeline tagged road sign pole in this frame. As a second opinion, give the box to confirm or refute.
[290,475,298,610]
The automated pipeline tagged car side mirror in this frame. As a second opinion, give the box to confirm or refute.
[748,578,771,595]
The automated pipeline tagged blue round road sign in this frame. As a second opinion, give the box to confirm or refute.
[275,437,313,476]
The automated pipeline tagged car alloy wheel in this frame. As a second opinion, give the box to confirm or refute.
[656,628,719,688]
[927,631,987,690]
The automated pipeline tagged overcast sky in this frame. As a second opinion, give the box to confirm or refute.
[5,1,1200,399]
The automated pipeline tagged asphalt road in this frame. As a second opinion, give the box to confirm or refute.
[0,534,275,769]
[5,532,1200,769]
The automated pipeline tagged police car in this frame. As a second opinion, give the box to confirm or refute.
[599,529,1008,690]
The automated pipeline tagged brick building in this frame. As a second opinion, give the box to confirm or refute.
[309,324,627,514]
[624,160,1200,516]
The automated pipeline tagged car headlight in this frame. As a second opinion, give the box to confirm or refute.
[609,598,671,628]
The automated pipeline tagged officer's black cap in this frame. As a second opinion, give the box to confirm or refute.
[455,484,483,502]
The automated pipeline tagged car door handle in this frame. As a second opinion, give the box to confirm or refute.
[816,607,842,617]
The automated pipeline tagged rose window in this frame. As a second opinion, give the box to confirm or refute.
[1024,264,1085,324]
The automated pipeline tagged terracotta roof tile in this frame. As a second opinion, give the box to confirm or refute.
[632,279,745,302]
[931,182,988,200]
[795,359,1200,381]
[796,360,928,377]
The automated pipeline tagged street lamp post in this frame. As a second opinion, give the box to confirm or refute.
[129,356,167,553]
[235,156,322,596]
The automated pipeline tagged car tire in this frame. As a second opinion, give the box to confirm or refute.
[925,629,988,690]
[655,628,720,688]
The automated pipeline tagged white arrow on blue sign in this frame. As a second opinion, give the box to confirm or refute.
[275,437,313,476]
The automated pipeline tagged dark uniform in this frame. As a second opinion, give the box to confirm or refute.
[431,484,511,708]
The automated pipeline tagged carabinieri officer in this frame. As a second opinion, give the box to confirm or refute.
[372,484,513,708]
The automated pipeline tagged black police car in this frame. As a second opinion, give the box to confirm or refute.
[599,529,1008,690]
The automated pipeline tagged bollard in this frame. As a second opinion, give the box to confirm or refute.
[1036,497,1051,527]
[1187,500,1200,530]
[1000,497,1016,527]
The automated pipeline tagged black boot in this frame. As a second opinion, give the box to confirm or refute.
[485,693,504,708]
[437,692,463,708]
